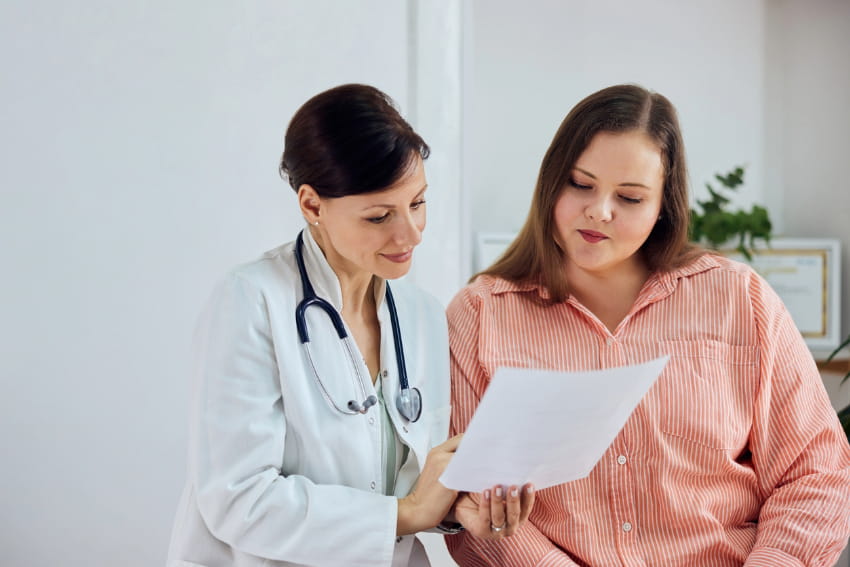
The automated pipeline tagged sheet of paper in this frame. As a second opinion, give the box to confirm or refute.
[440,356,669,492]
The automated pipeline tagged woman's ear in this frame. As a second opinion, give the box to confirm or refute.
[297,184,322,225]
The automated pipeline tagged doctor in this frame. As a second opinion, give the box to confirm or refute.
[167,84,534,567]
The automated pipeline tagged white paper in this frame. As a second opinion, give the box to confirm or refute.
[440,356,669,492]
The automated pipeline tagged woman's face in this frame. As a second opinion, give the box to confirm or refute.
[553,130,664,280]
[309,157,427,281]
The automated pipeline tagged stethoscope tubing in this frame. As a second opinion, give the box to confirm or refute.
[293,230,421,422]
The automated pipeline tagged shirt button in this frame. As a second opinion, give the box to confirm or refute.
[606,337,615,346]
[370,481,376,490]
[368,416,375,425]
[617,455,627,465]
[622,522,633,532]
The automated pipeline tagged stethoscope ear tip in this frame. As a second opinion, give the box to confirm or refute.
[348,396,378,414]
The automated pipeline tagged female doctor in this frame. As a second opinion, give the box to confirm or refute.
[167,84,534,567]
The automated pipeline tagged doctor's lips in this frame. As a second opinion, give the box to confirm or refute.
[578,229,608,243]
[382,250,414,263]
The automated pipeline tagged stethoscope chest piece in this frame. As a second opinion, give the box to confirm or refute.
[396,387,422,423]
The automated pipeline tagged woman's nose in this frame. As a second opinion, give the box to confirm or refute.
[585,195,613,222]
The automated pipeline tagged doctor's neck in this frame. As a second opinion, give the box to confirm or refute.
[310,226,379,317]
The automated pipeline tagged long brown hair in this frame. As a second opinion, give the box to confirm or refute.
[481,84,703,302]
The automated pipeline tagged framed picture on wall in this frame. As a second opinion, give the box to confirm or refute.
[475,232,517,273]
[722,238,842,352]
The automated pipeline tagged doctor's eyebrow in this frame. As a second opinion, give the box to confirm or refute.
[359,186,428,210]
[573,167,653,190]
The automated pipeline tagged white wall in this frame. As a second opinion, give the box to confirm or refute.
[1,1,847,566]
[467,0,766,243]
[0,1,427,565]
[765,0,850,346]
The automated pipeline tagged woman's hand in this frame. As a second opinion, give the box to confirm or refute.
[396,434,463,536]
[451,483,535,539]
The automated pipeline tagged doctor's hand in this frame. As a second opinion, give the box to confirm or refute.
[396,434,462,536]
[451,483,535,540]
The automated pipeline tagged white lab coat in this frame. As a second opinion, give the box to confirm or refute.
[167,229,451,567]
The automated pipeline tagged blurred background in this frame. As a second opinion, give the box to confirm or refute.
[1,1,847,565]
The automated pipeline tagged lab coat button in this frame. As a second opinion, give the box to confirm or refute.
[370,481,376,490]
[617,455,627,465]
[382,369,389,378]
[368,416,375,425]
[622,522,633,532]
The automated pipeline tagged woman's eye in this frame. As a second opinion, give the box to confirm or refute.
[410,199,426,210]
[367,213,390,224]
[619,195,642,204]
[569,179,592,190]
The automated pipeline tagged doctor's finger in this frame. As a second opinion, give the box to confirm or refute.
[478,489,491,535]
[438,433,463,453]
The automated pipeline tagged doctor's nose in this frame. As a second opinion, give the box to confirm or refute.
[393,212,423,247]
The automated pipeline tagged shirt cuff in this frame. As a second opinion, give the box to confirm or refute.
[433,521,465,534]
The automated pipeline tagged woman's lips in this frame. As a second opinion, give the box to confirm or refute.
[382,250,413,263]
[578,229,608,243]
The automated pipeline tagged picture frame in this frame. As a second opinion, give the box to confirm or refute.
[475,232,517,273]
[721,238,842,352]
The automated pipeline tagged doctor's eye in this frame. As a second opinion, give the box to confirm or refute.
[367,213,390,224]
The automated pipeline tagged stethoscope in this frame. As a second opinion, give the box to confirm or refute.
[294,231,422,422]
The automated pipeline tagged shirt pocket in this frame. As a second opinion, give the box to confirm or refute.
[652,340,757,450]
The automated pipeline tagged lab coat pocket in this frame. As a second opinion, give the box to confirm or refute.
[426,404,452,448]
[654,340,757,450]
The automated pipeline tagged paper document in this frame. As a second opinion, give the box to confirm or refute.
[441,356,669,492]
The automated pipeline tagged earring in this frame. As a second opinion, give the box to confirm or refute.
[313,221,319,226]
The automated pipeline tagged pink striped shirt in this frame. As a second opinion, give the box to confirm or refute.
[446,254,850,567]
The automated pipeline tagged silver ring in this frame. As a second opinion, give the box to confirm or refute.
[490,522,506,533]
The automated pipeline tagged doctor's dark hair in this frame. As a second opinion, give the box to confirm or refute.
[279,84,430,198]
[481,83,703,303]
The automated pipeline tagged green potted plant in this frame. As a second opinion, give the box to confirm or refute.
[689,166,772,261]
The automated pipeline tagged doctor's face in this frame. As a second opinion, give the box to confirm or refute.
[310,157,427,281]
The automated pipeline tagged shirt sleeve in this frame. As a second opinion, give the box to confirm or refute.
[444,285,581,567]
[191,273,397,566]
[745,271,850,566]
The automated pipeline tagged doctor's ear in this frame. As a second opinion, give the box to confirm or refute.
[297,184,322,225]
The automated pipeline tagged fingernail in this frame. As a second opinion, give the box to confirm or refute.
[495,486,503,499]
[511,487,518,498]
[526,485,534,494]
[484,489,490,501]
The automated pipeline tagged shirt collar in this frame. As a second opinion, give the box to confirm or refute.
[483,252,721,302]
